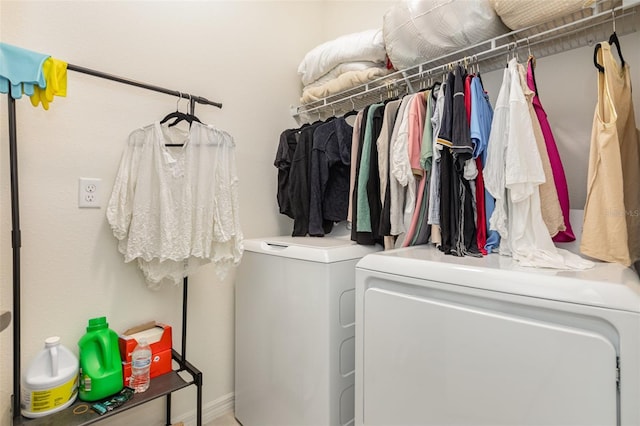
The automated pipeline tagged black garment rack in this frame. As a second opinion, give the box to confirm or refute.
[6,60,222,425]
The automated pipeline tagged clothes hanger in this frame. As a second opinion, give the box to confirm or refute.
[160,92,188,125]
[505,43,515,68]
[342,97,359,118]
[525,39,541,96]
[594,9,625,73]
[168,94,202,127]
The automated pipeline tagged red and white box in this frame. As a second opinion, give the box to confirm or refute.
[119,321,173,387]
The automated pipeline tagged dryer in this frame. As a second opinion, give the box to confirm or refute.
[355,237,640,425]
[235,235,379,426]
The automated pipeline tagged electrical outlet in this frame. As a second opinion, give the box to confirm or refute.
[78,178,102,208]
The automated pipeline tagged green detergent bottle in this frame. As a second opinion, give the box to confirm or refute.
[78,316,123,401]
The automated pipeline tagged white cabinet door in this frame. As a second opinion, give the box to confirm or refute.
[362,287,618,426]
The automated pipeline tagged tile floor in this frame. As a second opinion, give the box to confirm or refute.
[205,411,240,426]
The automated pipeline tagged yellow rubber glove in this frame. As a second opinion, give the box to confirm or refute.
[30,57,67,110]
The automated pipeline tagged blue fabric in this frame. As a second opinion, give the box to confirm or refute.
[0,43,49,99]
[469,77,500,253]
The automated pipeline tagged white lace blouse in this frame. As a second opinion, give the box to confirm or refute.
[107,121,243,288]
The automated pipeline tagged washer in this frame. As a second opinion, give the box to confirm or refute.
[355,219,640,425]
[235,235,379,426]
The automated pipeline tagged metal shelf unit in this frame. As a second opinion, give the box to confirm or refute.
[5,60,221,426]
[14,352,201,426]
[292,0,639,124]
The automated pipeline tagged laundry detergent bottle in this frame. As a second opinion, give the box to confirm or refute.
[21,336,79,418]
[78,316,123,401]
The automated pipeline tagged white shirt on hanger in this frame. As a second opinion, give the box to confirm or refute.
[107,121,243,288]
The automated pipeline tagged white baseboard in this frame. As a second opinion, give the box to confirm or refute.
[172,392,234,426]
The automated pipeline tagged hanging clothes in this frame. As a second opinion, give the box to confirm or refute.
[437,72,458,254]
[451,66,479,257]
[274,127,302,219]
[107,121,243,288]
[484,66,511,256]
[517,63,566,238]
[485,58,592,270]
[376,99,402,249]
[390,95,417,245]
[289,121,325,236]
[464,74,486,255]
[350,106,370,241]
[351,104,384,245]
[437,66,479,257]
[469,76,498,253]
[308,117,353,236]
[410,89,436,246]
[402,92,428,247]
[469,76,493,255]
[356,103,384,233]
[347,110,365,224]
[526,57,576,243]
[428,83,446,247]
[365,105,386,241]
[581,42,640,266]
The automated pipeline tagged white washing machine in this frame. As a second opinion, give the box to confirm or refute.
[355,216,640,425]
[235,235,380,426]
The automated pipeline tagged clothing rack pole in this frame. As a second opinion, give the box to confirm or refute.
[181,278,189,367]
[8,94,22,419]
[66,63,223,109]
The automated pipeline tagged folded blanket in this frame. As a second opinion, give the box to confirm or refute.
[300,66,391,104]
[298,29,387,87]
[304,61,385,89]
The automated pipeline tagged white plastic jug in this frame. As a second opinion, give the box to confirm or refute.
[21,336,79,418]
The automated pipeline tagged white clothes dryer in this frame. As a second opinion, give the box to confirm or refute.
[235,236,379,426]
[355,225,640,425]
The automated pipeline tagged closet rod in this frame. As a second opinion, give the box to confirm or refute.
[66,63,223,109]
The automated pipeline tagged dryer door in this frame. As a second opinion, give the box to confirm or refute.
[361,286,618,426]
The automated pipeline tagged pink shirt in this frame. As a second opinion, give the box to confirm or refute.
[408,94,427,177]
[403,93,428,247]
[526,59,575,242]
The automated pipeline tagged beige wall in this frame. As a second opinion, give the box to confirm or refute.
[1,0,639,425]
[0,1,390,424]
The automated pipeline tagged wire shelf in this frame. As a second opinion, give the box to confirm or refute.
[292,0,639,124]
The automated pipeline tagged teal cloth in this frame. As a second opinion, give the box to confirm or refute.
[356,103,383,233]
[0,43,49,99]
[420,91,433,172]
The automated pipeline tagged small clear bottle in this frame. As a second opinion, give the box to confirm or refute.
[130,338,151,393]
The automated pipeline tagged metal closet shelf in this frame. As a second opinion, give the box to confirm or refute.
[292,0,639,124]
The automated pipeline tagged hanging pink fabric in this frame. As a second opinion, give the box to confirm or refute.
[526,58,575,242]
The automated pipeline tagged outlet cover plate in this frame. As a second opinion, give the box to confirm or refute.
[78,177,101,208]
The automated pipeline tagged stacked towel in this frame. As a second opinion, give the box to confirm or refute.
[298,29,390,104]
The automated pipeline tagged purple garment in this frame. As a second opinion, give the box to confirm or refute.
[527,59,575,242]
